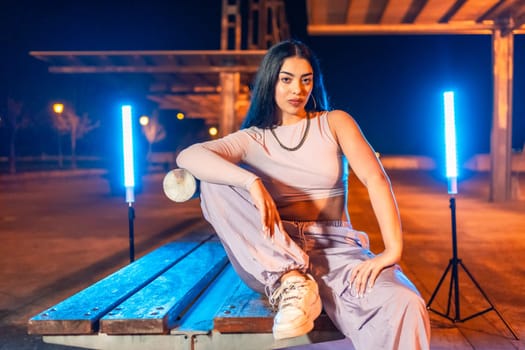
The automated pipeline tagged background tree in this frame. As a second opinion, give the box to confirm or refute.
[4,98,30,174]
[50,104,100,169]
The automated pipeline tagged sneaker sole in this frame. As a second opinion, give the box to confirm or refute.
[272,295,323,340]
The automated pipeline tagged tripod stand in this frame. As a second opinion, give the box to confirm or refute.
[426,196,519,340]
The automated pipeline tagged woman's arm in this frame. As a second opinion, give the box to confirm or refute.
[327,110,403,297]
[176,130,284,238]
[176,131,259,190]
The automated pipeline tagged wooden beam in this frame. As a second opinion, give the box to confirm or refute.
[30,49,267,57]
[401,0,427,23]
[504,5,525,33]
[439,0,468,23]
[478,0,518,22]
[346,0,371,23]
[306,0,333,25]
[490,28,514,201]
[415,0,458,23]
[308,22,497,34]
[147,94,222,119]
[452,0,500,22]
[47,65,260,74]
[381,0,412,24]
[365,0,388,23]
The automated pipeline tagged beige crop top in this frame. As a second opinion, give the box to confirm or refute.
[176,111,348,205]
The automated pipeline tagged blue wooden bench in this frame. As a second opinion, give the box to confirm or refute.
[28,235,343,349]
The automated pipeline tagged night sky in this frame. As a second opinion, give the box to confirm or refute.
[2,0,525,168]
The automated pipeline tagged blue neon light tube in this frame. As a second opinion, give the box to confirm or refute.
[444,91,458,194]
[122,105,135,203]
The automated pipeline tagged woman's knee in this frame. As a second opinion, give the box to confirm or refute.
[381,269,428,317]
[391,284,427,318]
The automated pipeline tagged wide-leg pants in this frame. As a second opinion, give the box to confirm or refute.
[200,182,431,350]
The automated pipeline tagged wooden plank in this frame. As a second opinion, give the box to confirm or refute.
[213,273,337,333]
[346,0,371,24]
[415,0,457,23]
[213,272,273,333]
[173,264,241,334]
[381,0,413,24]
[100,242,229,334]
[452,0,499,22]
[28,241,204,335]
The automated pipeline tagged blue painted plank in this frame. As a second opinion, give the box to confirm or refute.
[172,263,240,333]
[28,241,204,335]
[99,242,229,334]
[213,272,274,333]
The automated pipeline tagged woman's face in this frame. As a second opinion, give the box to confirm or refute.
[274,56,313,121]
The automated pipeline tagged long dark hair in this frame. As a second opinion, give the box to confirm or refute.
[241,40,330,129]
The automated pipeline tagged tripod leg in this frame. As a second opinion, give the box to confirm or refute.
[452,260,461,321]
[427,259,453,309]
[458,261,519,340]
[429,196,519,340]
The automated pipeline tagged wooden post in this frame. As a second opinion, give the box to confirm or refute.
[220,72,240,136]
[221,0,241,50]
[490,28,514,202]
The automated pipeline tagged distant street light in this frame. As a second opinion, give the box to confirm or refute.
[53,103,64,114]
[53,103,65,168]
[139,115,150,126]
[176,112,185,120]
[208,126,218,137]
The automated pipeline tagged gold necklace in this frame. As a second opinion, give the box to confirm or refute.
[270,115,311,151]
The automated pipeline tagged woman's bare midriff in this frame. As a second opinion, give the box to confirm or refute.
[278,195,345,221]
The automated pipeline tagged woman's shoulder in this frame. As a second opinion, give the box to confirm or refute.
[324,109,353,119]
[324,109,358,127]
[226,126,264,144]
[322,110,364,142]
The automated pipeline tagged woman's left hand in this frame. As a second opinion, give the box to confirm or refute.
[249,178,285,240]
[349,253,396,298]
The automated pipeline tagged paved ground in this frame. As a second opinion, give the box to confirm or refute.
[0,168,523,349]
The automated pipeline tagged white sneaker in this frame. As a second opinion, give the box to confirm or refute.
[270,273,322,340]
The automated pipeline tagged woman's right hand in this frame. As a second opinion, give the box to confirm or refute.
[249,179,284,240]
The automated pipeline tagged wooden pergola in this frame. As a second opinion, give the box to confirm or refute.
[30,49,266,132]
[306,0,525,202]
[30,0,288,138]
[30,0,525,201]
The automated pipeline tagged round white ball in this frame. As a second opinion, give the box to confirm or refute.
[162,169,197,202]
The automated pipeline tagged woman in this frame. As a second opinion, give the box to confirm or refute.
[176,39,430,349]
